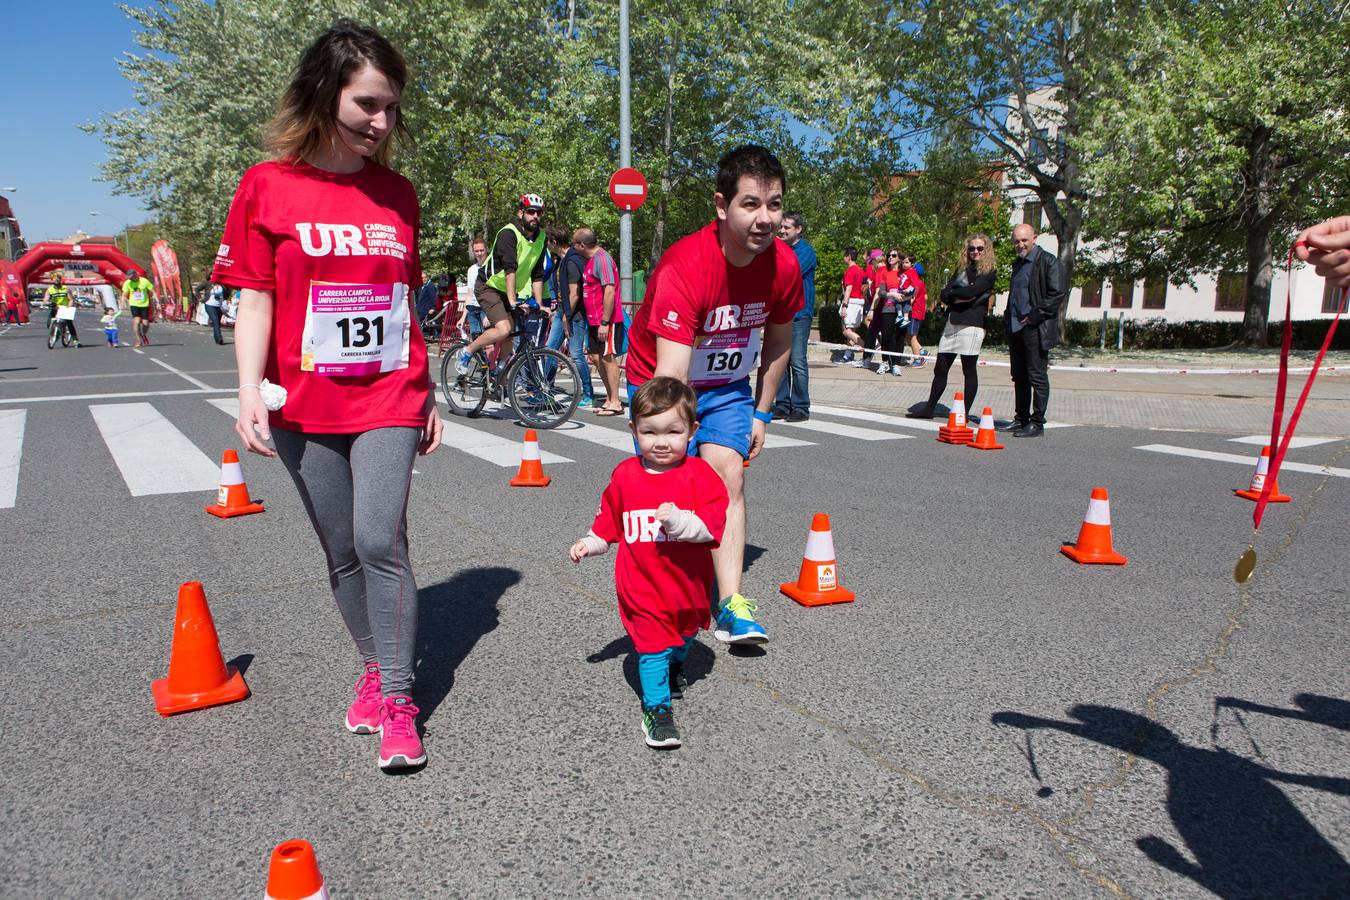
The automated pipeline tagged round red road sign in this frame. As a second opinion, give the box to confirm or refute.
[608,167,648,211]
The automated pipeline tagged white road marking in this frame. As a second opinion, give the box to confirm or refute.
[1135,444,1350,479]
[0,388,233,405]
[0,409,25,508]
[1229,435,1339,449]
[90,403,223,496]
[208,397,240,419]
[133,349,145,355]
[761,432,816,448]
[438,417,572,468]
[779,418,911,441]
[550,419,640,452]
[149,357,213,389]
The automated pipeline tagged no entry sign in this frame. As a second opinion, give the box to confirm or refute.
[608,168,649,211]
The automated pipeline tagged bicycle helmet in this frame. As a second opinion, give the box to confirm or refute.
[519,193,545,211]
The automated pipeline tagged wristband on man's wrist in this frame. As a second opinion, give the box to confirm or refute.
[753,409,773,424]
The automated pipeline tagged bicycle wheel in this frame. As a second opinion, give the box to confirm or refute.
[61,323,72,347]
[439,339,489,418]
[507,347,580,429]
[47,322,57,349]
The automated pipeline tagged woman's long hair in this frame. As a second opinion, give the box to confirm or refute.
[965,234,996,277]
[265,21,411,167]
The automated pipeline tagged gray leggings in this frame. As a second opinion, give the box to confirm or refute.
[272,426,420,695]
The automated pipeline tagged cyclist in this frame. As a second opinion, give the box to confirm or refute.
[121,269,158,347]
[457,193,547,376]
[43,274,82,347]
[624,145,802,645]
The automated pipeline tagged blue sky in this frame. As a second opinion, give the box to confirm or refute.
[1,4,149,244]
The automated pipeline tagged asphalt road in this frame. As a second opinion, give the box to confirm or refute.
[1,313,1347,898]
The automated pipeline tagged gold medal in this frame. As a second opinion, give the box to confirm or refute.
[1233,546,1257,583]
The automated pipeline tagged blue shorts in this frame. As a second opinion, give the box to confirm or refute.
[907,317,924,337]
[627,378,753,459]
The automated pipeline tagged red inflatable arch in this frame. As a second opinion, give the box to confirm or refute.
[14,242,147,291]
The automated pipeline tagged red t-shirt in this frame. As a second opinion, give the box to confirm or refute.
[843,263,865,301]
[902,265,927,319]
[625,222,803,389]
[872,267,900,311]
[212,159,429,433]
[590,456,729,654]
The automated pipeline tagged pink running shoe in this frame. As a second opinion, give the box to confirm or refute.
[378,695,426,770]
[345,663,383,734]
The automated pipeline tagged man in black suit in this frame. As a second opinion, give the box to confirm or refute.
[1001,224,1066,437]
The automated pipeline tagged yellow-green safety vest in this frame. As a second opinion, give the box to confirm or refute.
[485,223,546,299]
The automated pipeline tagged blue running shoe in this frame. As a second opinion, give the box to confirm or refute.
[713,593,768,644]
[456,349,472,375]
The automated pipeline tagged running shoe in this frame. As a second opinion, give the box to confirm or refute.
[456,349,472,375]
[345,663,383,735]
[892,365,903,377]
[378,695,427,770]
[714,593,769,644]
[669,662,688,700]
[576,397,595,409]
[642,704,681,748]
[849,358,866,368]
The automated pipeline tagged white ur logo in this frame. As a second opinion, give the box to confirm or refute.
[703,305,740,331]
[296,223,367,257]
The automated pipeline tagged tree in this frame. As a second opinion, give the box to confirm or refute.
[787,1,1134,324]
[1080,0,1350,345]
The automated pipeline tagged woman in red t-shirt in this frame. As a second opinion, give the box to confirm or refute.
[213,23,441,771]
[864,249,906,375]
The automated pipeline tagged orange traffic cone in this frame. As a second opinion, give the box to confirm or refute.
[264,840,329,900]
[968,407,1005,450]
[937,392,975,445]
[1061,487,1128,565]
[1235,445,1291,502]
[152,581,250,716]
[780,513,856,606]
[509,429,551,487]
[205,449,264,518]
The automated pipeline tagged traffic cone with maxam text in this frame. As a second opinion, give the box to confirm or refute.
[1060,487,1128,565]
[509,429,551,487]
[205,449,264,517]
[780,513,856,606]
[1235,445,1290,502]
[152,581,250,716]
[968,408,1005,450]
[264,840,330,900]
[937,392,974,445]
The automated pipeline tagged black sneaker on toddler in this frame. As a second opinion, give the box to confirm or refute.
[642,704,681,748]
[669,662,688,700]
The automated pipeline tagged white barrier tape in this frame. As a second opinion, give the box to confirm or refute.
[808,339,1333,376]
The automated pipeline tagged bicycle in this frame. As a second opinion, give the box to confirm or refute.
[440,307,581,429]
[47,307,76,349]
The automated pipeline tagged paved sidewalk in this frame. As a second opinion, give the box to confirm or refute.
[805,346,1349,437]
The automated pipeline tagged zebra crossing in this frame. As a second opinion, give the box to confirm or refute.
[0,395,921,508]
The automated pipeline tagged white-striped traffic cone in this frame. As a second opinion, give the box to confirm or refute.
[780,513,856,606]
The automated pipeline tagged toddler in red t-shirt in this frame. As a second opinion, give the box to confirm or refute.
[569,376,729,749]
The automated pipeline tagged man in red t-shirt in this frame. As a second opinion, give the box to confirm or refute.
[625,145,803,645]
[836,247,866,365]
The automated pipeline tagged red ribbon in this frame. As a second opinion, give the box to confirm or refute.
[1255,244,1344,529]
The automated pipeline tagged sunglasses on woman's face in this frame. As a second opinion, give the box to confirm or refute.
[968,246,985,252]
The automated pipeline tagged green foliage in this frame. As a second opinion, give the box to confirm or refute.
[1080,0,1350,344]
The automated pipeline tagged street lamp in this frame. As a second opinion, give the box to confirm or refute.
[89,210,127,253]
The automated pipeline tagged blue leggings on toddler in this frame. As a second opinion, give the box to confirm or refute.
[637,636,695,710]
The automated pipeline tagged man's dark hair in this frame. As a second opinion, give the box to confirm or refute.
[844,246,857,260]
[715,145,787,203]
[545,223,568,245]
[784,211,805,231]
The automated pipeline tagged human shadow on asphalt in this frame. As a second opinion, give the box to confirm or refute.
[991,704,1350,898]
[587,635,716,705]
[0,366,37,374]
[414,566,519,719]
[1213,693,1350,742]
